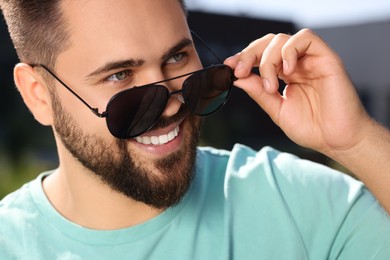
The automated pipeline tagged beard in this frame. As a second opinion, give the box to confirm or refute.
[51,92,201,209]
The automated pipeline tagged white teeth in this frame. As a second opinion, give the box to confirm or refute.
[151,136,159,145]
[159,135,168,144]
[168,131,175,141]
[142,136,151,145]
[135,126,179,145]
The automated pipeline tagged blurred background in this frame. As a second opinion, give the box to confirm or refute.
[1,0,390,198]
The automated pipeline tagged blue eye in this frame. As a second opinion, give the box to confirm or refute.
[107,70,130,81]
[166,52,186,64]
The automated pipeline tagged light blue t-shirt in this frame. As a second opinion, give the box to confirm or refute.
[1,145,390,259]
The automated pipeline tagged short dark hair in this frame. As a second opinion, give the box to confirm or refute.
[0,0,70,68]
[0,0,187,68]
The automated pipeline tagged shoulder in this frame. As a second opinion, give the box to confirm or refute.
[217,144,390,258]
[197,144,377,209]
[197,145,231,162]
[200,143,386,231]
[196,143,361,192]
[0,171,55,222]
[0,173,45,227]
[0,180,35,220]
[0,172,49,252]
[224,143,363,193]
[0,178,36,257]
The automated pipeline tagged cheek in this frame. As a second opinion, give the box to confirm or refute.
[54,89,113,139]
[78,112,112,139]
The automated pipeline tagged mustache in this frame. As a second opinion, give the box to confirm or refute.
[149,105,191,130]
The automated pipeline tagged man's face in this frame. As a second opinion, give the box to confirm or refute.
[50,0,202,208]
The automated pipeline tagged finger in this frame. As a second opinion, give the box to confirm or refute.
[259,33,291,94]
[230,33,275,78]
[281,28,332,75]
[233,74,283,124]
[224,52,240,68]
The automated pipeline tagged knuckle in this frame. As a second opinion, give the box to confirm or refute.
[247,38,262,48]
[248,33,275,47]
[299,28,315,36]
[264,33,276,39]
[273,33,290,41]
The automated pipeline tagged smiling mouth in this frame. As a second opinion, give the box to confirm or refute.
[134,126,179,145]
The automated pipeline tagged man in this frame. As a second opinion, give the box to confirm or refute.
[0,0,389,259]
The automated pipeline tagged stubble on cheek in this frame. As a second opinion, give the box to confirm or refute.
[52,90,202,208]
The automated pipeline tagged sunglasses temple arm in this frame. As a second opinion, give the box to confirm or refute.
[190,30,224,64]
[35,64,107,118]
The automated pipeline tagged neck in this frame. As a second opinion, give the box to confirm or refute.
[43,161,163,230]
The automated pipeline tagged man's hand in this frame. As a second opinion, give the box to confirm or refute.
[225,28,370,156]
[225,28,390,212]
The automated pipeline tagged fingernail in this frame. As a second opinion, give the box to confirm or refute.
[227,52,241,60]
[263,78,271,91]
[224,57,232,63]
[225,52,241,65]
[283,60,289,73]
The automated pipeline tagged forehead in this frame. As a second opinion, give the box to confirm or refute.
[56,0,189,69]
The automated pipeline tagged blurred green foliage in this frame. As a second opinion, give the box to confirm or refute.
[0,150,57,199]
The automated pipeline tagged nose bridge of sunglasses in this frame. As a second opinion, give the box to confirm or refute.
[147,72,192,104]
[154,76,184,98]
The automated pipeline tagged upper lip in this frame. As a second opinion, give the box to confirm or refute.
[136,117,185,138]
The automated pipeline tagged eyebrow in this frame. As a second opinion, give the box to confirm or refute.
[86,59,145,79]
[161,37,193,62]
[85,37,193,80]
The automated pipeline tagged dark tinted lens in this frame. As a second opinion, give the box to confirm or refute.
[106,85,169,138]
[182,65,233,116]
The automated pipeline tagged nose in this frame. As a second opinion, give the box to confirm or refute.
[161,90,184,117]
[142,69,184,118]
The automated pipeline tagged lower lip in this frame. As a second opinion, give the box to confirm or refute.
[129,122,185,157]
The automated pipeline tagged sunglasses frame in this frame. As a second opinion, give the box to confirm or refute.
[37,64,232,118]
[30,31,237,138]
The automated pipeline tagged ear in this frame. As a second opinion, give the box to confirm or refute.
[14,63,54,126]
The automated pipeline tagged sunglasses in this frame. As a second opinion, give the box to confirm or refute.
[32,34,236,139]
